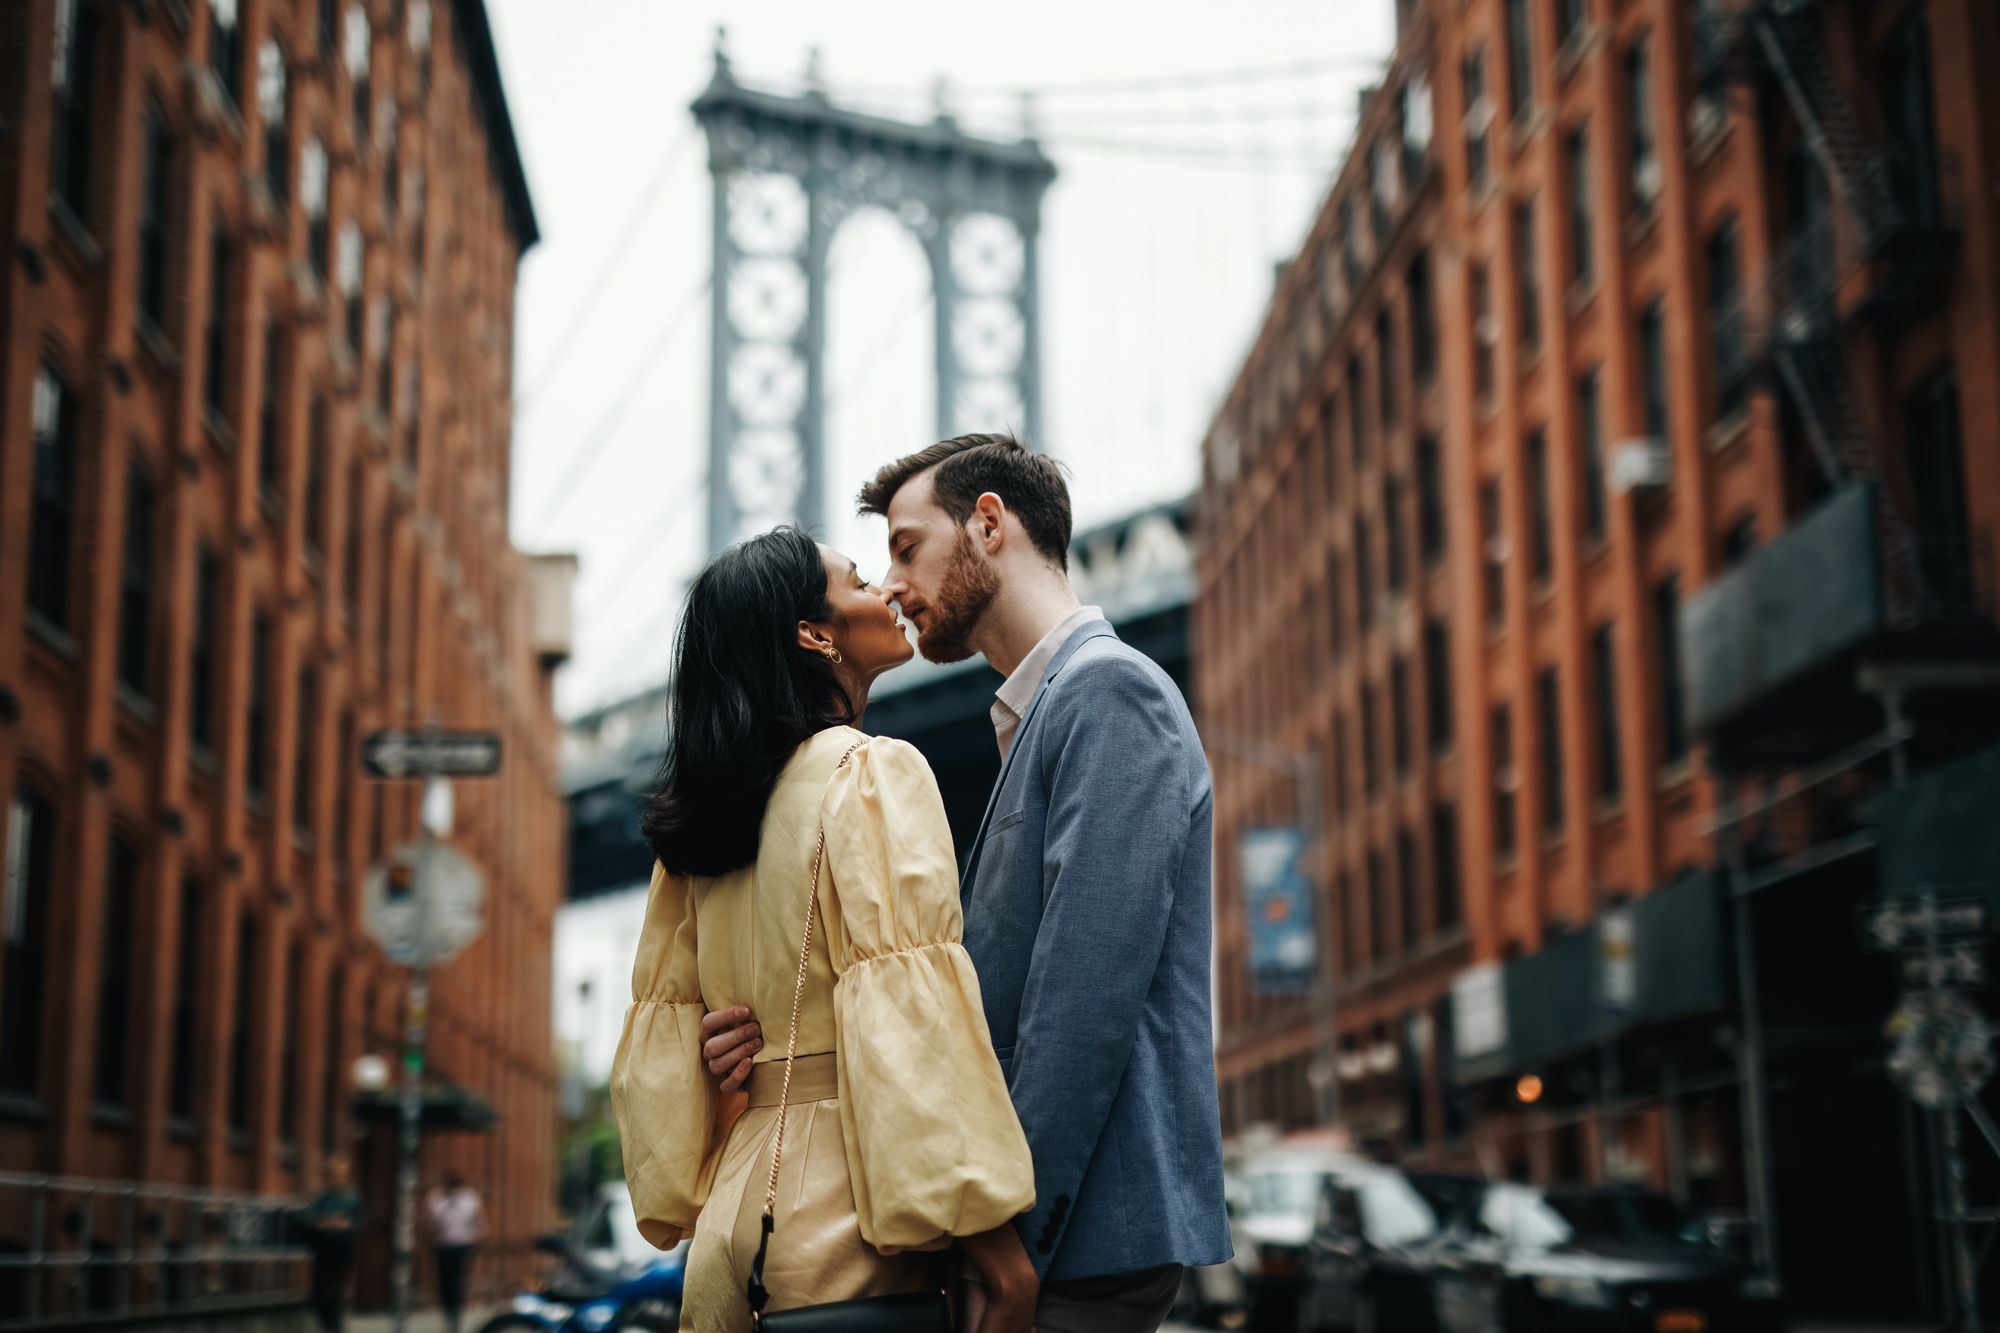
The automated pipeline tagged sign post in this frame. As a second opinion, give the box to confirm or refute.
[361,728,499,1333]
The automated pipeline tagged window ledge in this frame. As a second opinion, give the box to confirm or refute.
[1594,796,1626,825]
[1706,411,1753,455]
[190,745,221,780]
[202,407,238,457]
[47,198,102,275]
[1655,760,1695,792]
[91,1104,135,1131]
[260,491,287,528]
[136,316,180,378]
[168,1116,199,1143]
[116,684,158,729]
[1554,26,1600,83]
[0,1093,47,1123]
[26,611,78,662]
[1624,205,1662,249]
[1565,280,1600,317]
[228,1129,252,1154]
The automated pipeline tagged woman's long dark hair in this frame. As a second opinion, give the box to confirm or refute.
[640,526,855,878]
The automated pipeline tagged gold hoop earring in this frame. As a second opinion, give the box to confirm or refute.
[823,646,843,665]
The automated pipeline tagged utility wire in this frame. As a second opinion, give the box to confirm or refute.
[577,477,707,622]
[526,270,710,537]
[517,127,698,413]
[1039,133,1347,171]
[810,55,1389,105]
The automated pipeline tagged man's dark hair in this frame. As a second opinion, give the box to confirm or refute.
[857,433,1072,570]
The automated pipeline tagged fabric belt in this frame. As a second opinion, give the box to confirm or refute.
[745,1051,838,1107]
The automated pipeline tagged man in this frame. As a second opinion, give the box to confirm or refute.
[423,1171,484,1333]
[703,434,1230,1332]
[295,1156,361,1333]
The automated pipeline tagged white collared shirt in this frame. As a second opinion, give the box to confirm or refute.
[991,606,1105,758]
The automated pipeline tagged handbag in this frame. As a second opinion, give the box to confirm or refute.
[746,743,953,1333]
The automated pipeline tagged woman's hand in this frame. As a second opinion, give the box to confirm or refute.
[699,1007,762,1094]
[961,1223,1039,1333]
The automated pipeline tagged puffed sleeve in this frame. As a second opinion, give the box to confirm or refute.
[609,861,737,1249]
[819,737,1036,1252]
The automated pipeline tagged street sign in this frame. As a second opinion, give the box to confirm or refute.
[1903,943,1987,993]
[1887,995,1995,1109]
[361,730,503,780]
[364,841,487,967]
[1858,895,1988,953]
[1240,827,1316,995]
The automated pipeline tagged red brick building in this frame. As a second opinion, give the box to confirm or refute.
[0,0,569,1315]
[1196,0,2000,1315]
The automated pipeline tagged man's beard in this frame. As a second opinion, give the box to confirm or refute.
[916,530,1000,664]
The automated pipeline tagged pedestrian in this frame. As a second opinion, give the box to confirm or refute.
[423,1171,484,1333]
[700,434,1233,1332]
[296,1156,361,1333]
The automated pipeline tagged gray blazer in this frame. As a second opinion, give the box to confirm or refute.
[959,621,1232,1283]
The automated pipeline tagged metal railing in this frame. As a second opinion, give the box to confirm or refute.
[0,1172,311,1330]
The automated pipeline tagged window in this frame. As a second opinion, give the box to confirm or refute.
[322,965,344,1153]
[1492,704,1517,857]
[1592,623,1622,801]
[169,878,202,1119]
[345,5,372,145]
[344,457,363,621]
[1566,124,1593,288]
[408,0,435,92]
[373,299,394,413]
[306,396,329,560]
[191,547,219,755]
[1376,311,1397,428]
[1371,138,1397,235]
[210,0,243,107]
[1339,198,1359,290]
[1538,667,1565,832]
[1906,368,1972,614]
[1398,829,1420,952]
[94,834,138,1108]
[1391,656,1412,777]
[258,39,287,203]
[1654,575,1688,765]
[138,106,172,332]
[1327,552,1345,654]
[381,103,399,219]
[227,914,256,1134]
[302,136,330,281]
[1347,355,1367,471]
[1722,514,1757,568]
[377,516,393,676]
[319,0,338,53]
[1707,216,1745,419]
[1462,47,1491,191]
[1408,252,1436,383]
[50,0,98,223]
[1361,682,1381,795]
[29,366,78,631]
[1425,619,1454,753]
[3,784,55,1096]
[1626,37,1658,214]
[1879,9,1942,230]
[1355,516,1375,628]
[1384,475,1407,593]
[259,321,284,502]
[1471,262,1495,399]
[1506,0,1534,121]
[1368,852,1390,961]
[279,939,302,1145]
[118,463,156,696]
[1577,369,1606,542]
[1558,0,1586,49]
[1481,478,1505,628]
[1433,803,1462,932]
[1638,298,1668,440]
[1514,198,1541,351]
[205,224,233,423]
[1416,436,1445,565]
[337,222,364,352]
[1527,429,1552,583]
[248,610,272,798]
[1331,714,1350,816]
[334,710,354,873]
[294,666,317,835]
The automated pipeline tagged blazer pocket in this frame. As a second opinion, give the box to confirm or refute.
[992,1044,1016,1074]
[990,808,1027,835]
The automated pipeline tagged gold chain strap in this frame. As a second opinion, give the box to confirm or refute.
[762,741,863,1222]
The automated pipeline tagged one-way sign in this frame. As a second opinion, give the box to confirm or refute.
[361,730,503,779]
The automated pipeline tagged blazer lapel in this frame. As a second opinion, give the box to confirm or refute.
[960,621,1120,892]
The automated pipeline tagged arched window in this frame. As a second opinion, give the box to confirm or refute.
[3,782,56,1097]
[258,40,288,204]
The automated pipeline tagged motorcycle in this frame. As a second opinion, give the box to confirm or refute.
[477,1183,685,1333]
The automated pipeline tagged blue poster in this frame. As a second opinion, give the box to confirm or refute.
[1241,827,1317,995]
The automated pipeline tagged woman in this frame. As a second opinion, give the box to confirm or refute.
[609,526,1035,1332]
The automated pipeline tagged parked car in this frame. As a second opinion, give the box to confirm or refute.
[1175,1170,1254,1328]
[1233,1146,1372,1329]
[1426,1182,1783,1333]
[1300,1168,1479,1333]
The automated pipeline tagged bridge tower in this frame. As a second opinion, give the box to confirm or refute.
[692,33,1056,552]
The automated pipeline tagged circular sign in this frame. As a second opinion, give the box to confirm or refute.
[363,841,487,967]
[1886,995,1995,1108]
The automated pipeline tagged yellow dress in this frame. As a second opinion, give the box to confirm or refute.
[609,727,1035,1333]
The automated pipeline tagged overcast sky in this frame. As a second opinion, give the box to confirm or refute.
[488,0,1397,721]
